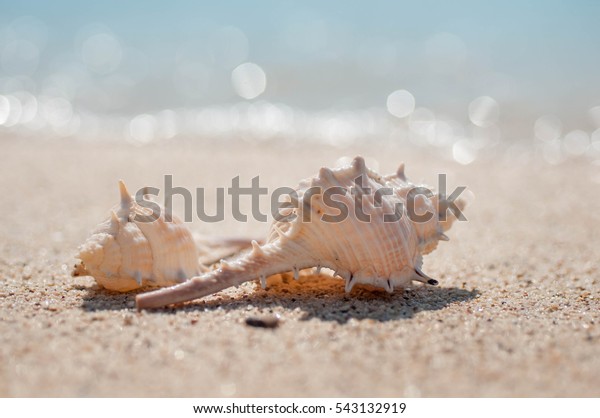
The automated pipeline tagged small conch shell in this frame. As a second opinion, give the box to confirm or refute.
[136,157,466,309]
[73,181,202,292]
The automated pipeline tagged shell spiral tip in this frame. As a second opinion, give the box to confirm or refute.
[118,180,133,208]
[396,162,406,181]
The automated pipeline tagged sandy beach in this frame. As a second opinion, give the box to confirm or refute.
[0,138,598,397]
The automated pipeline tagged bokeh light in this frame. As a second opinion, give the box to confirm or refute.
[13,90,37,123]
[0,2,596,163]
[452,139,477,165]
[563,130,590,156]
[129,114,157,144]
[40,96,73,128]
[231,62,267,100]
[386,90,415,118]
[468,96,499,128]
[542,139,564,165]
[0,95,9,125]
[534,115,562,142]
[3,94,22,127]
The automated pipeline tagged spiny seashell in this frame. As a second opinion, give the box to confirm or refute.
[136,156,466,309]
[73,180,204,292]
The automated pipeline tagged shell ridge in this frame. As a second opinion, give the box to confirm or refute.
[363,176,402,278]
[339,170,382,274]
[313,174,368,275]
[349,168,405,278]
[377,191,408,278]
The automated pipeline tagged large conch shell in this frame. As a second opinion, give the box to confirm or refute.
[136,156,466,309]
[73,181,252,292]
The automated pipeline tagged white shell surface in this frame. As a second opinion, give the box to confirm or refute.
[74,181,201,292]
[261,156,454,291]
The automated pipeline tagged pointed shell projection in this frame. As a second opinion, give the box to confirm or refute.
[73,181,202,292]
[136,157,466,309]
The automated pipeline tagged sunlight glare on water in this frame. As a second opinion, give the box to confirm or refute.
[40,96,73,128]
[408,107,435,145]
[3,94,22,127]
[0,3,598,165]
[425,120,455,147]
[13,91,37,123]
[128,113,157,144]
[563,130,590,156]
[231,62,267,100]
[534,115,562,142]
[452,139,477,165]
[542,139,565,165]
[386,89,415,118]
[468,96,499,127]
[0,95,10,125]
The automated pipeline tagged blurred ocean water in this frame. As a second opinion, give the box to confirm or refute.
[0,0,599,165]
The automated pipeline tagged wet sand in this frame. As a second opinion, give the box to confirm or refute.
[0,139,598,397]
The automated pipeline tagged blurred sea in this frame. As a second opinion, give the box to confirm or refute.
[0,1,599,166]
